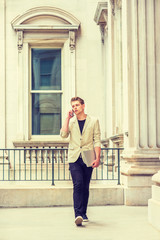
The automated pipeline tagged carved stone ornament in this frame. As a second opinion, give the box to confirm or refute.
[100,24,106,44]
[69,31,76,52]
[17,31,23,52]
[110,0,115,16]
[116,0,122,9]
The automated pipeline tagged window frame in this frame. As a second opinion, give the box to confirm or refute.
[30,46,63,137]
[29,45,64,139]
[11,7,80,144]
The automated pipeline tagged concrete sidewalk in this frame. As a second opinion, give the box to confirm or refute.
[0,206,160,240]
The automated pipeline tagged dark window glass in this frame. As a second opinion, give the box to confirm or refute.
[32,49,61,90]
[31,48,62,135]
[32,93,61,135]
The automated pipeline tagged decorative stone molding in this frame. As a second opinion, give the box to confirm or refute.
[121,149,160,176]
[11,6,80,51]
[17,31,23,52]
[94,2,108,24]
[101,138,110,147]
[116,0,122,9]
[99,24,106,44]
[109,0,121,15]
[110,133,124,147]
[110,0,115,16]
[94,2,108,43]
[11,6,80,28]
[13,140,69,148]
[125,131,128,137]
[69,31,75,52]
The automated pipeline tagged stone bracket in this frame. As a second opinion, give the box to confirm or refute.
[16,29,77,53]
[99,24,106,44]
[110,133,124,147]
[69,31,76,52]
[116,0,122,9]
[94,2,108,44]
[17,30,23,52]
[110,0,122,16]
[110,0,115,16]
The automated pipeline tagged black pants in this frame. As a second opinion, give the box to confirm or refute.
[69,157,93,218]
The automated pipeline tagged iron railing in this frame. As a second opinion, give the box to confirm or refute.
[0,148,123,185]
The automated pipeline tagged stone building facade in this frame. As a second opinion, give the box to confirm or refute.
[94,0,160,231]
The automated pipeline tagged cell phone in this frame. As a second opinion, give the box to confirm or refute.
[70,110,74,117]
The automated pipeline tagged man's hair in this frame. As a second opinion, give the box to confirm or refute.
[70,97,85,105]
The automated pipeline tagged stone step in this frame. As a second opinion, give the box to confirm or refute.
[0,181,124,207]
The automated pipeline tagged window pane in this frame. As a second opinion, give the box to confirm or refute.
[32,49,61,90]
[32,93,61,135]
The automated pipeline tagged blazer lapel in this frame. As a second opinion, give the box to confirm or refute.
[72,117,81,136]
[82,115,90,135]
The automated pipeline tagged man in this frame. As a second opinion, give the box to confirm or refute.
[60,97,101,226]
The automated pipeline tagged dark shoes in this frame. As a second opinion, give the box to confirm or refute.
[75,214,89,226]
[75,216,83,226]
[82,214,89,222]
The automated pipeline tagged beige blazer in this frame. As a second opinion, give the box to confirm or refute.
[60,115,101,163]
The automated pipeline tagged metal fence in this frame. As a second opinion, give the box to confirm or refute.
[0,148,123,185]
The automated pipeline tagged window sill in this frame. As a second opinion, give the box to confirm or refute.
[13,139,69,148]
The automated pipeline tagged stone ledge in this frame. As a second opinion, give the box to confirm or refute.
[121,165,160,176]
[0,182,124,207]
[13,140,69,148]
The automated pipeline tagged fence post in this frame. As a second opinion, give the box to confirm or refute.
[117,149,120,185]
[51,149,55,186]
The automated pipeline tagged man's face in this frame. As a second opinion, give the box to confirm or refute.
[71,101,85,115]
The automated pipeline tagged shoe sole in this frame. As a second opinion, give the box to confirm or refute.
[75,216,83,226]
[83,219,89,222]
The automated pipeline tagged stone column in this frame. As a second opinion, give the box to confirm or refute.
[107,1,123,145]
[94,2,108,141]
[0,0,6,148]
[107,2,115,143]
[121,0,160,205]
[148,0,160,231]
[113,2,123,136]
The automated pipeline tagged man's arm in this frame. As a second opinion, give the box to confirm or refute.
[92,146,101,168]
[92,119,101,168]
[60,110,73,138]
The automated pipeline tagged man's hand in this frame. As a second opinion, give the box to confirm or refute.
[92,147,101,168]
[67,110,74,119]
[92,159,100,168]
[60,110,74,133]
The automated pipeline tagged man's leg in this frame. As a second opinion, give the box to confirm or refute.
[82,166,93,217]
[69,158,84,218]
